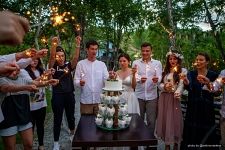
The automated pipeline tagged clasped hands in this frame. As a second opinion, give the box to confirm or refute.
[164,82,181,99]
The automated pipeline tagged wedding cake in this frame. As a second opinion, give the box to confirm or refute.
[95,80,131,129]
[103,80,123,91]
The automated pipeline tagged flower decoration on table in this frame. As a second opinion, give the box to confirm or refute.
[95,114,103,126]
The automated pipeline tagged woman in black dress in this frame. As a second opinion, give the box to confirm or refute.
[182,52,219,149]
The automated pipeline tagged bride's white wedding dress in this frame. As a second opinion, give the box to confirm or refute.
[118,75,140,115]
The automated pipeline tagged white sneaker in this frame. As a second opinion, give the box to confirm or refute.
[53,142,60,150]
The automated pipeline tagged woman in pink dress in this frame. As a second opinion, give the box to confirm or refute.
[155,51,187,150]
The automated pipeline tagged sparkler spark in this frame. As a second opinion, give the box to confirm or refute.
[25,50,32,57]
[173,66,178,72]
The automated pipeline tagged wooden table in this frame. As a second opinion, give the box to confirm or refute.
[72,114,157,149]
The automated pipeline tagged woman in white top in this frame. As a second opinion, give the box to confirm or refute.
[25,59,52,150]
[116,53,140,115]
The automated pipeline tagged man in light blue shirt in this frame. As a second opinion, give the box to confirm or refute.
[132,42,162,135]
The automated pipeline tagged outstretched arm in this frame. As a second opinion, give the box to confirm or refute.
[32,79,59,87]
[48,37,59,69]
[0,84,38,93]
[70,36,81,70]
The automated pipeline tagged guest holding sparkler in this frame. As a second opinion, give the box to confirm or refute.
[74,40,109,115]
[25,59,55,150]
[0,68,58,150]
[132,42,162,135]
[0,48,47,69]
[181,52,218,149]
[206,70,225,149]
[155,51,187,150]
[49,36,81,150]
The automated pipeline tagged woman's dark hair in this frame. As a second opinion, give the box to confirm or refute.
[118,53,131,62]
[55,46,66,65]
[197,52,210,62]
[162,51,182,84]
[25,59,44,80]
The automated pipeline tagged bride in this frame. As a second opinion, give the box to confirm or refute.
[115,53,140,115]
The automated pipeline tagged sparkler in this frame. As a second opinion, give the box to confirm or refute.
[81,71,85,80]
[39,72,49,83]
[152,64,158,76]
[25,49,32,57]
[74,23,81,36]
[41,36,49,48]
[173,66,178,72]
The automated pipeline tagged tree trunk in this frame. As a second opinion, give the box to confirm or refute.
[166,0,176,51]
[34,4,42,50]
[203,0,225,61]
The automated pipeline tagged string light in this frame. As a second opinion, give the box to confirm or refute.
[26,11,31,15]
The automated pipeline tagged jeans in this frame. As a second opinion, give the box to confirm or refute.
[138,98,157,135]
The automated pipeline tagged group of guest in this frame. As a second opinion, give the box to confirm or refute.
[0,10,225,150]
[74,40,224,150]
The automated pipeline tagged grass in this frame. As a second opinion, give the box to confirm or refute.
[0,88,52,149]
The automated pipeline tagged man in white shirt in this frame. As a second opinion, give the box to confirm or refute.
[74,40,109,115]
[132,42,162,135]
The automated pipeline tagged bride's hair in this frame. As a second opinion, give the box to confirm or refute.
[118,53,131,62]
